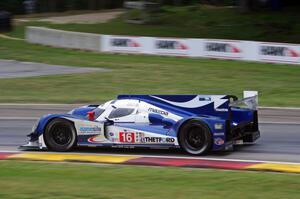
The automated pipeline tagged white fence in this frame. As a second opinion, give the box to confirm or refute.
[27,26,300,65]
[26,26,102,52]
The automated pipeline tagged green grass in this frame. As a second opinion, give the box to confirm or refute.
[0,38,300,106]
[0,161,299,199]
[8,5,300,43]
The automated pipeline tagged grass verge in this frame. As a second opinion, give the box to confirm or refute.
[0,161,299,199]
[0,38,300,106]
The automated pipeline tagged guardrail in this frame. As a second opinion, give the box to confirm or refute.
[26,26,300,65]
[26,26,101,51]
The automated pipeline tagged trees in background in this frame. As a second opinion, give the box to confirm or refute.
[0,0,297,15]
[238,0,283,12]
[0,0,124,14]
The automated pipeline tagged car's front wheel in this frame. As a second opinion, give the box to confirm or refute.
[44,118,77,152]
[179,119,212,155]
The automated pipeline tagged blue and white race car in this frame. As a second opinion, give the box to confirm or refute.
[22,92,260,155]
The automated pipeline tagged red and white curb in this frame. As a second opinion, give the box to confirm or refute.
[1,152,300,174]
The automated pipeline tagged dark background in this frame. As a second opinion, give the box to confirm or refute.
[0,0,299,15]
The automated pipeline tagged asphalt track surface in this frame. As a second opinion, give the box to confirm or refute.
[0,105,300,163]
[0,60,110,79]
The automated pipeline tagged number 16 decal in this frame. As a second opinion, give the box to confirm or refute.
[119,132,135,143]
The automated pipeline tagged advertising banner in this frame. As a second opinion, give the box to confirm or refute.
[98,33,300,65]
[102,35,144,53]
[257,42,300,64]
[152,38,191,56]
[202,39,244,60]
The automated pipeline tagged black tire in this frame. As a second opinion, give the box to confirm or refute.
[179,119,212,155]
[44,118,77,152]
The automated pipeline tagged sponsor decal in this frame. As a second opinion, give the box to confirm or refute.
[111,38,140,48]
[107,132,118,142]
[135,132,145,143]
[214,138,225,146]
[214,123,223,130]
[79,126,101,134]
[87,135,105,143]
[148,107,169,116]
[214,132,225,136]
[109,132,114,137]
[260,45,299,57]
[112,145,135,149]
[199,97,211,101]
[143,137,175,143]
[205,42,241,53]
[155,40,188,50]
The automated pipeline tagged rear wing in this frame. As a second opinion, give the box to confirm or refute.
[229,91,258,110]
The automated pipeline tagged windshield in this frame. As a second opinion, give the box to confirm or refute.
[94,108,105,118]
[108,108,135,119]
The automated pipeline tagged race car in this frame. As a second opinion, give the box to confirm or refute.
[22,92,260,155]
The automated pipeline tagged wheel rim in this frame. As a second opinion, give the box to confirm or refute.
[185,126,206,151]
[51,124,72,146]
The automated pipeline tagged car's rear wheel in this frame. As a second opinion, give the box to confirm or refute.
[44,118,76,152]
[179,120,212,155]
